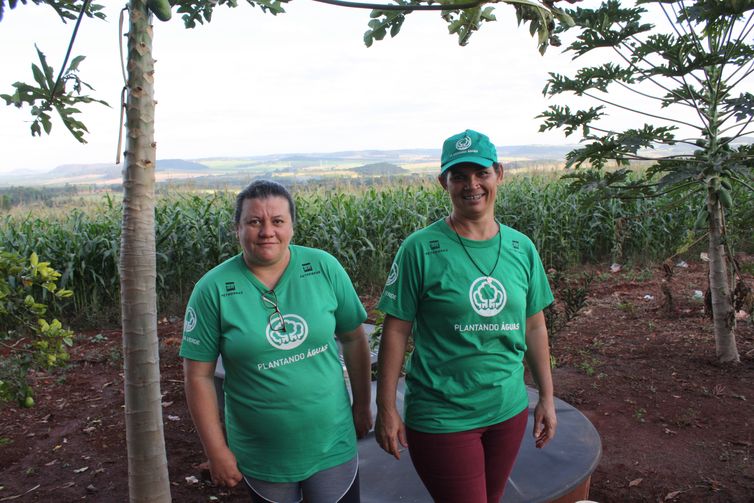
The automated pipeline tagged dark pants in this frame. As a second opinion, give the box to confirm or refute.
[406,409,528,503]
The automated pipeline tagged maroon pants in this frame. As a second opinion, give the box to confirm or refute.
[406,409,528,503]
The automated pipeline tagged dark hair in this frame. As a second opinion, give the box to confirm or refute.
[234,180,296,225]
[441,162,503,182]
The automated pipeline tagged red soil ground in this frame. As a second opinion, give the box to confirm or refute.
[1,257,753,502]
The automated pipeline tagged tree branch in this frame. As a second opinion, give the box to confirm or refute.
[312,0,485,10]
[50,0,91,102]
[582,91,700,129]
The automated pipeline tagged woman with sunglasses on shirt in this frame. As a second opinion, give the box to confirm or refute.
[180,180,372,503]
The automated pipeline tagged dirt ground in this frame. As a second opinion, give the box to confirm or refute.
[1,258,753,503]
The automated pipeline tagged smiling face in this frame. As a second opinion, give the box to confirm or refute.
[236,195,294,269]
[439,163,503,220]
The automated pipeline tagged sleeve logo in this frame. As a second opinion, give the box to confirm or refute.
[385,262,399,286]
[184,307,197,333]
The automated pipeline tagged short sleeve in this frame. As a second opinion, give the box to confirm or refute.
[326,255,368,334]
[377,241,421,322]
[525,243,554,318]
[179,277,222,361]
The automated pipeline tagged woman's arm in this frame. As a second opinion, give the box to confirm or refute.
[375,315,413,459]
[524,311,557,448]
[337,325,373,438]
[183,359,242,487]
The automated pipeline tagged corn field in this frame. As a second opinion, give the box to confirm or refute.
[1,176,751,326]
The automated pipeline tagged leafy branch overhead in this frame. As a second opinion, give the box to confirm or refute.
[172,0,288,29]
[1,46,108,143]
[0,0,106,23]
[538,0,754,196]
[364,0,576,54]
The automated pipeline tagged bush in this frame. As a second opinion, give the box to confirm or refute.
[0,251,74,406]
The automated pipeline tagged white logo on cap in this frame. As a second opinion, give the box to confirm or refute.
[469,277,507,317]
[266,314,308,350]
[455,135,472,151]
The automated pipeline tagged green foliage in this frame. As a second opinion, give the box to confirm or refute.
[544,269,593,340]
[539,1,753,360]
[0,251,74,406]
[0,185,80,211]
[0,0,106,23]
[174,0,287,28]
[0,45,108,143]
[539,0,754,210]
[5,175,752,329]
[1,207,121,323]
[364,0,574,54]
[295,185,448,294]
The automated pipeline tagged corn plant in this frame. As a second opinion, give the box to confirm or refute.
[1,175,751,327]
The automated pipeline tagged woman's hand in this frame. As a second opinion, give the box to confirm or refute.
[208,446,243,487]
[532,395,557,449]
[375,315,413,460]
[352,401,373,439]
[338,325,373,438]
[184,359,242,487]
[524,311,557,448]
[375,407,408,459]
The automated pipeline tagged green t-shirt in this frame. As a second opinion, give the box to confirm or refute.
[378,219,553,433]
[179,246,367,482]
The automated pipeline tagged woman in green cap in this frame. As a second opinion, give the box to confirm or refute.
[375,129,557,503]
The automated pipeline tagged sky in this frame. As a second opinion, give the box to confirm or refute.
[1,1,608,175]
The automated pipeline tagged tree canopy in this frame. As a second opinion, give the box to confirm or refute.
[538,0,754,362]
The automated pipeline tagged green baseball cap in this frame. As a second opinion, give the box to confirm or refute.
[440,129,498,174]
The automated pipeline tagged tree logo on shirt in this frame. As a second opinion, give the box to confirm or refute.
[469,277,507,317]
[385,262,398,286]
[266,314,308,350]
[184,307,197,333]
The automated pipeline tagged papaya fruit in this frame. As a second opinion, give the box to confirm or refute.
[693,208,708,231]
[148,0,172,22]
[717,188,733,209]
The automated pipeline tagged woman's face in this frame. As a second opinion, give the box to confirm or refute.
[440,164,503,219]
[236,196,294,268]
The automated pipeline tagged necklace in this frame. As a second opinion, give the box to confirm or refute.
[448,215,502,285]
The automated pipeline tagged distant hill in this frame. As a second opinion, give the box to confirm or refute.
[157,159,210,171]
[352,162,407,175]
[49,159,210,179]
[50,163,117,177]
[499,144,574,160]
[20,140,754,188]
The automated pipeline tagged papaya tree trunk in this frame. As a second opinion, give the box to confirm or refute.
[706,186,739,363]
[120,1,172,501]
